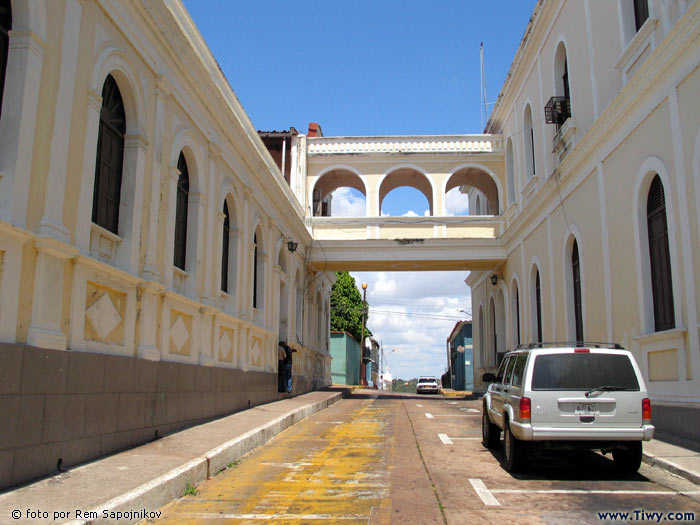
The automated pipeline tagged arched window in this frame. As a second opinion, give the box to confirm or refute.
[512,284,520,347]
[490,298,497,365]
[647,175,675,331]
[0,0,10,119]
[535,270,543,343]
[173,152,189,270]
[221,201,230,292]
[253,232,259,308]
[524,104,536,178]
[92,75,126,235]
[506,138,515,205]
[572,240,583,342]
[478,305,485,367]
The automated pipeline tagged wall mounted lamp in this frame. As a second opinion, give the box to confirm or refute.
[287,239,298,252]
[490,274,500,285]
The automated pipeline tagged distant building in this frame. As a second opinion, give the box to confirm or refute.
[446,321,473,391]
[330,331,361,385]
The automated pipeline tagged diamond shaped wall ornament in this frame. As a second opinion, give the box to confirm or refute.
[86,292,122,341]
[219,329,232,362]
[170,315,190,353]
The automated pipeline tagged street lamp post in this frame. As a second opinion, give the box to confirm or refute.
[359,282,368,386]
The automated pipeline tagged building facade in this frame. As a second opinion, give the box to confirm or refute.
[468,0,700,446]
[0,0,332,489]
[447,321,473,392]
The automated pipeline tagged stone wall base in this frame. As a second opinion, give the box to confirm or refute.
[651,404,700,452]
[0,343,287,489]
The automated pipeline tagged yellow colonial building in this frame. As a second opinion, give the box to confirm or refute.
[0,0,332,488]
[468,0,700,447]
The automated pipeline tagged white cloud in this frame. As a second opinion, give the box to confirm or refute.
[330,187,366,217]
[445,187,469,216]
[350,271,471,381]
[402,210,418,217]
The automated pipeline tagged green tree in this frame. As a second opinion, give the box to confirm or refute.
[330,271,371,343]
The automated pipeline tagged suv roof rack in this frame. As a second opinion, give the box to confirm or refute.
[513,341,623,350]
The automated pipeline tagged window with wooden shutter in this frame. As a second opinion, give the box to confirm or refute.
[633,0,649,31]
[92,74,126,235]
[647,175,675,332]
[535,271,543,343]
[221,201,230,292]
[0,0,10,120]
[515,286,520,347]
[572,240,583,342]
[253,233,258,308]
[174,152,189,271]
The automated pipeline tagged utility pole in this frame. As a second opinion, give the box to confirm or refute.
[359,282,368,386]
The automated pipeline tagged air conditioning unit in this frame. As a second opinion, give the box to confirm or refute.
[544,96,571,127]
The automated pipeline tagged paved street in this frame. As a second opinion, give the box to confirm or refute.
[147,391,700,524]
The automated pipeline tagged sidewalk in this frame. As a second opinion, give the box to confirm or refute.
[643,438,700,485]
[0,390,343,525]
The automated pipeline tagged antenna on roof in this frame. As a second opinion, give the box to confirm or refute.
[481,42,487,130]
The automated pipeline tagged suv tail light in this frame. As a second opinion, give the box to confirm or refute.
[642,398,652,422]
[520,397,531,422]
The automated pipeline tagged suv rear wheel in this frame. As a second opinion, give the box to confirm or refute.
[482,405,500,448]
[503,420,526,472]
[612,442,642,474]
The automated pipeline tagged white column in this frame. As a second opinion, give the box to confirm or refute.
[38,0,83,242]
[75,89,103,253]
[202,144,220,303]
[164,166,180,289]
[239,191,251,320]
[199,306,216,366]
[27,239,78,350]
[213,211,226,298]
[137,281,164,361]
[143,78,172,281]
[185,191,205,298]
[0,30,45,227]
[118,134,148,274]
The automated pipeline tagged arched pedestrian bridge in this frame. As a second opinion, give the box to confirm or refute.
[293,133,510,272]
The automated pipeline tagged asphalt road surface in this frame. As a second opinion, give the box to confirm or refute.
[146,390,700,524]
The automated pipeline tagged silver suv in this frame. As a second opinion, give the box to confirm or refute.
[481,342,654,473]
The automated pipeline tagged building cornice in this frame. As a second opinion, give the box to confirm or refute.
[307,135,503,156]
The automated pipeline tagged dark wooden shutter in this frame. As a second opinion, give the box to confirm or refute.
[535,271,543,343]
[221,201,230,292]
[515,287,520,346]
[253,233,258,308]
[0,0,10,120]
[563,58,570,102]
[634,0,649,31]
[92,75,126,235]
[173,152,189,270]
[491,301,497,362]
[572,240,583,342]
[529,127,536,175]
[647,175,675,331]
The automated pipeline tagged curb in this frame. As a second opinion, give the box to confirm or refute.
[65,392,342,525]
[642,452,700,486]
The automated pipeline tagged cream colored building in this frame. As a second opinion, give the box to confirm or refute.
[0,0,332,488]
[468,0,700,446]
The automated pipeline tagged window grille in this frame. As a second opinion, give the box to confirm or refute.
[174,152,189,271]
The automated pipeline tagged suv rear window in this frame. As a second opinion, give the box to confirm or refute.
[531,353,640,391]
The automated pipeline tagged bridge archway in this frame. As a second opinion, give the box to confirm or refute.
[312,166,367,216]
[378,166,434,216]
[444,165,500,215]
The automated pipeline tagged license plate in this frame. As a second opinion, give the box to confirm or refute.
[575,403,598,415]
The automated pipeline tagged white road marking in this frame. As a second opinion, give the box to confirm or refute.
[416,404,423,407]
[448,401,458,404]
[425,413,478,417]
[438,433,453,445]
[438,434,480,444]
[491,489,700,496]
[469,478,501,506]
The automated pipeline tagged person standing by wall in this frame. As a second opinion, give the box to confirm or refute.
[278,342,287,393]
[284,343,297,393]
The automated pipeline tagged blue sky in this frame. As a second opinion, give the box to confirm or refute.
[183,0,537,380]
